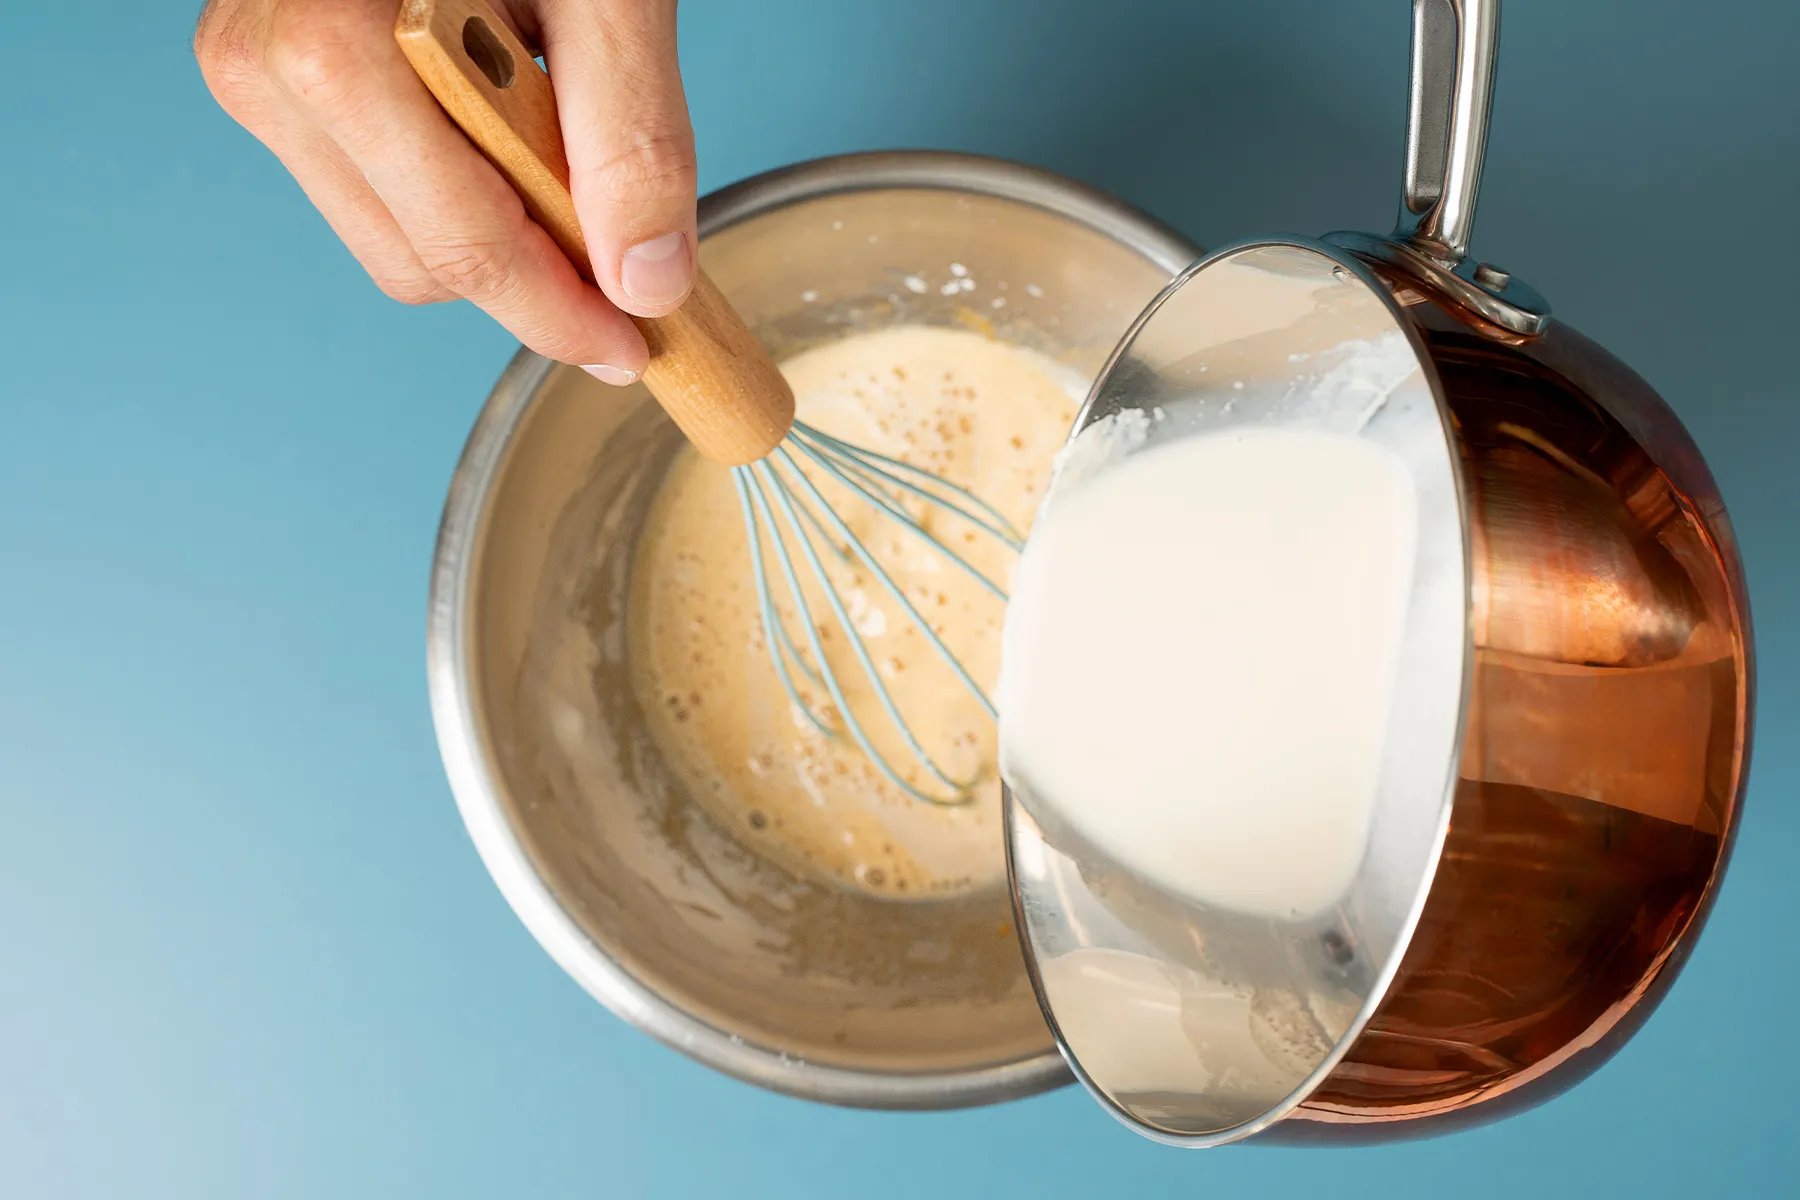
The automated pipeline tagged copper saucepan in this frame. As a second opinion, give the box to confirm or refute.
[1006,0,1753,1145]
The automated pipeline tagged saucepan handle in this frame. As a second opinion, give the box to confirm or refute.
[1395,0,1499,265]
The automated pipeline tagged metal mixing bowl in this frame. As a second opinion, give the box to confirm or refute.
[426,151,1199,1108]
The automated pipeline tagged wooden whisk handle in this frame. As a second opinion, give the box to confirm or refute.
[395,0,794,465]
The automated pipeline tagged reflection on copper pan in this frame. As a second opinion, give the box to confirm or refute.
[1279,308,1750,1141]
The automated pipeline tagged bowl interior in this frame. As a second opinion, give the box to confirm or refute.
[458,179,1192,1083]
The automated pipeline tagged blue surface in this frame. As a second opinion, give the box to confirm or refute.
[3,1,1795,1196]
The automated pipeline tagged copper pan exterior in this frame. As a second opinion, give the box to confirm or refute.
[1273,269,1754,1141]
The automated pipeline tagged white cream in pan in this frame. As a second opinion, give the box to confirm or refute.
[999,421,1419,920]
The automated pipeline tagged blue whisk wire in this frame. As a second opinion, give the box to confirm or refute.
[728,425,1020,807]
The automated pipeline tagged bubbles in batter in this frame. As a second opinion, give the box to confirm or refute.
[627,325,1081,899]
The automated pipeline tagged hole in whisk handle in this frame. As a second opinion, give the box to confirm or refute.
[462,16,515,89]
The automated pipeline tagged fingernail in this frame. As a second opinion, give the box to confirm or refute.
[620,232,692,307]
[581,364,639,386]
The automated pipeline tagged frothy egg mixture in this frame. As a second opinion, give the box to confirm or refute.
[628,325,1081,899]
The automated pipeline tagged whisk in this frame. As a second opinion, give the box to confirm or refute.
[399,0,1022,805]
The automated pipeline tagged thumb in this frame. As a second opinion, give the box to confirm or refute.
[541,0,697,320]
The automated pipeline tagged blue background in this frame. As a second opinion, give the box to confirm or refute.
[4,1,1795,1195]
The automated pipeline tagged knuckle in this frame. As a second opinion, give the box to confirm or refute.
[192,0,236,58]
[193,4,263,110]
[373,272,452,307]
[414,236,521,303]
[262,4,375,113]
[585,124,697,204]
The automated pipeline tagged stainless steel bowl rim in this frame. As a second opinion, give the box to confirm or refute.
[426,150,1201,1110]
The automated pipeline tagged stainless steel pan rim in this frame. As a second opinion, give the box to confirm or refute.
[1006,233,1470,1146]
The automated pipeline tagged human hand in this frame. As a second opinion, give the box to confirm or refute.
[195,0,695,385]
